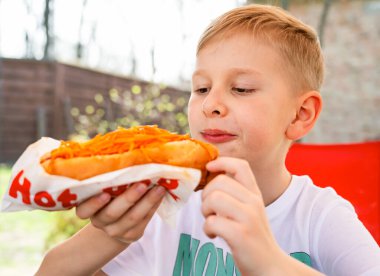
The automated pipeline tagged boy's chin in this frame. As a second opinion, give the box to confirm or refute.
[216,147,242,159]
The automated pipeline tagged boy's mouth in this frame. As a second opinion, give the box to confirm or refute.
[200,129,237,143]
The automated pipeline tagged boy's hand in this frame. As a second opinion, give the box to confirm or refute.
[76,183,166,244]
[202,157,283,276]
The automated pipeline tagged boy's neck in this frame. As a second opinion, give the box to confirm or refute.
[255,166,292,206]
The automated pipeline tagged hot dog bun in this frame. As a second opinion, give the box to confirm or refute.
[40,125,219,190]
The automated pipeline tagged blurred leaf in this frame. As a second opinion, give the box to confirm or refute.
[70,107,80,117]
[109,88,119,102]
[94,93,104,104]
[85,105,95,114]
[131,85,141,94]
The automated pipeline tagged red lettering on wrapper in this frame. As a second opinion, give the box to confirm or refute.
[9,170,31,204]
[157,178,179,190]
[103,180,152,197]
[8,170,79,209]
[133,179,152,186]
[57,188,77,208]
[7,172,182,208]
[34,191,56,207]
[157,178,179,201]
[103,184,128,197]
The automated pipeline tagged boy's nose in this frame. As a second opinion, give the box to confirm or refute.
[201,91,227,117]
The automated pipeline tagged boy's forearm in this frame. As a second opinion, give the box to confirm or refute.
[36,223,129,276]
[266,251,325,276]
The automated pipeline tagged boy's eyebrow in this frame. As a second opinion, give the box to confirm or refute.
[228,67,262,76]
[192,69,208,79]
[192,67,262,78]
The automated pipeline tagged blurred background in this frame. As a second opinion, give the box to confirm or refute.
[0,0,379,274]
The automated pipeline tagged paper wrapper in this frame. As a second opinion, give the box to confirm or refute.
[0,137,201,227]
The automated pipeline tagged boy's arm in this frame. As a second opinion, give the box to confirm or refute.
[202,157,324,276]
[36,223,128,276]
[36,183,166,276]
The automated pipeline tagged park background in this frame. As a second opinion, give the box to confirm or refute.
[0,0,379,275]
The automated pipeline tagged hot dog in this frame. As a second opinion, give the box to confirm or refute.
[40,125,219,191]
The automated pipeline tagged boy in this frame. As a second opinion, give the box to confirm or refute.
[37,4,380,275]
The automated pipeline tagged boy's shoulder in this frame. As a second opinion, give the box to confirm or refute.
[267,175,355,219]
[292,175,353,209]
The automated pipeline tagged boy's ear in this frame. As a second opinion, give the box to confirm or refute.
[286,91,323,141]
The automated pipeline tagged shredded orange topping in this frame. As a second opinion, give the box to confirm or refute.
[48,125,209,160]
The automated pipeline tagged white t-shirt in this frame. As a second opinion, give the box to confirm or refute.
[103,175,380,276]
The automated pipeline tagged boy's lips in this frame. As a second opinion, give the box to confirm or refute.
[200,129,237,143]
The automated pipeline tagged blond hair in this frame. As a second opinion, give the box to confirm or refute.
[197,4,324,92]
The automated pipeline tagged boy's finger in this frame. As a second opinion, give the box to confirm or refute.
[105,188,165,239]
[114,185,165,227]
[202,189,246,221]
[203,215,243,245]
[206,157,261,195]
[202,174,250,203]
[76,192,111,219]
[91,182,149,226]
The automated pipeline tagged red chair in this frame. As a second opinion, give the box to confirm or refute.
[286,141,380,245]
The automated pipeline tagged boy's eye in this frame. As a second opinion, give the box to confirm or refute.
[194,88,209,94]
[232,87,255,93]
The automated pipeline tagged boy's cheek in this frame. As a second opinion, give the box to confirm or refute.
[187,108,202,137]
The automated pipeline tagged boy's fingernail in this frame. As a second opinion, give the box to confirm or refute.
[155,186,166,196]
[98,193,111,203]
[136,183,148,193]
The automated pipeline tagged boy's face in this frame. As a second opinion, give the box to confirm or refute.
[188,32,298,168]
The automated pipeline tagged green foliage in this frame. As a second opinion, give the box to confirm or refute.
[0,163,12,196]
[44,209,89,250]
[70,83,190,139]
